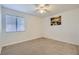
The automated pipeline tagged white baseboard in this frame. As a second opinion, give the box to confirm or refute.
[43,36,79,46]
[1,36,79,49]
[2,36,42,47]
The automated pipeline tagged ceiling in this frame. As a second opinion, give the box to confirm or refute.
[2,4,79,17]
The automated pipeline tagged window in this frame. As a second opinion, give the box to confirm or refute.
[6,15,24,32]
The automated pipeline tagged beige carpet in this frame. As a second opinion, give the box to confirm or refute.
[1,38,79,55]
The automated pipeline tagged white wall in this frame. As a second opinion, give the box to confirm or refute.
[0,5,2,33]
[0,6,1,39]
[0,5,2,54]
[1,7,42,46]
[43,8,79,45]
[1,6,79,47]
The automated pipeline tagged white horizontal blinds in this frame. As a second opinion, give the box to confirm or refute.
[16,17,24,32]
[6,15,16,32]
[5,14,24,32]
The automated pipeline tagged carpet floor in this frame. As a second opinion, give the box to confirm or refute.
[1,38,79,55]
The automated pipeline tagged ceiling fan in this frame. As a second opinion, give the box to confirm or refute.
[34,4,52,14]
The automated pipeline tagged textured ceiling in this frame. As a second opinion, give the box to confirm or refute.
[2,4,79,17]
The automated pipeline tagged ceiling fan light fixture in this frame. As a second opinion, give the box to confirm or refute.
[39,9,46,14]
[35,4,51,14]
